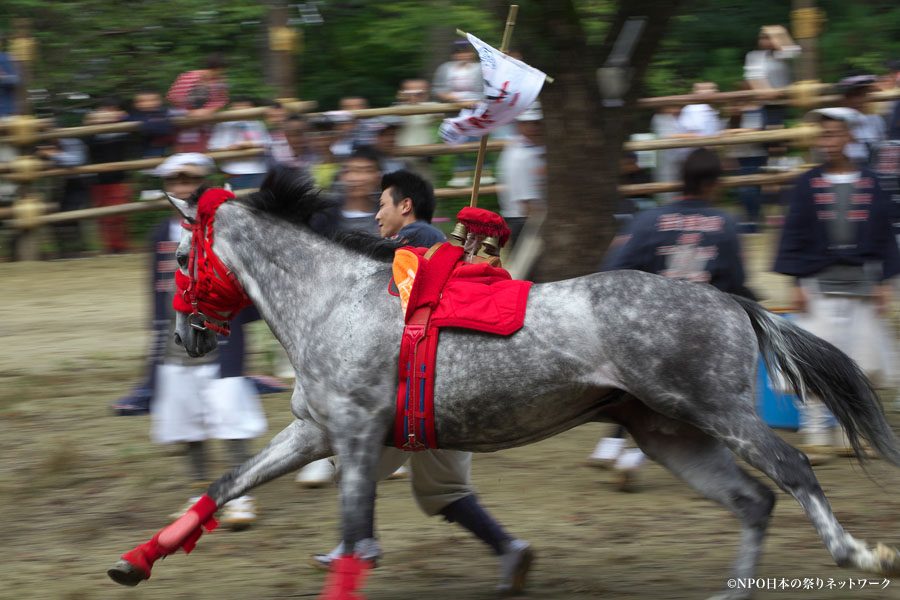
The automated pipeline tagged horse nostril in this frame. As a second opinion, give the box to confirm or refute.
[174,333,182,346]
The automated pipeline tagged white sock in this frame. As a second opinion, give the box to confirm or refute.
[615,448,646,470]
[590,437,625,461]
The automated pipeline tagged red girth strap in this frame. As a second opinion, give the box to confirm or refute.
[395,304,439,450]
[393,244,463,451]
[172,189,252,335]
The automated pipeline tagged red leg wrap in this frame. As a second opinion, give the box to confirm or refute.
[118,494,219,580]
[318,556,373,600]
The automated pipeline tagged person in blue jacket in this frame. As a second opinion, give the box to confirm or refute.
[609,147,756,298]
[589,148,755,489]
[774,110,900,459]
[0,33,19,118]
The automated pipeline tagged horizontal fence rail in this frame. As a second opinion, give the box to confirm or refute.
[3,81,896,259]
[3,169,811,230]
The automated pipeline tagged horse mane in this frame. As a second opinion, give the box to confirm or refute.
[237,166,401,263]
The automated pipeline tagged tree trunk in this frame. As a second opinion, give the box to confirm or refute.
[512,0,683,282]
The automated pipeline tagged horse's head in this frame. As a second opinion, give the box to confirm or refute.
[167,193,220,357]
[168,188,254,357]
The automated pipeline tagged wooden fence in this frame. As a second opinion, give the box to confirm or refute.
[2,83,898,258]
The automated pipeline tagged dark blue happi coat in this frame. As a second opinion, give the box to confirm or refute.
[608,197,753,298]
[774,166,900,280]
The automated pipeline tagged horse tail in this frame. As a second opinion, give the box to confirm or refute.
[730,294,900,467]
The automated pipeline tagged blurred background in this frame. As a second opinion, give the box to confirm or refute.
[2,2,900,599]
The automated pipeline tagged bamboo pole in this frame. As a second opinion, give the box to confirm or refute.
[469,4,519,208]
[3,84,895,146]
[619,166,810,196]
[0,100,479,145]
[6,169,814,230]
[2,148,264,182]
[0,124,832,182]
[624,124,821,152]
[394,140,507,157]
[306,101,478,119]
[0,123,837,183]
[4,188,255,228]
[637,85,900,109]
[0,101,318,145]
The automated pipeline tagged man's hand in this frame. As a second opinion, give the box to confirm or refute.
[792,284,808,313]
[34,144,58,158]
[189,108,215,119]
[874,284,892,317]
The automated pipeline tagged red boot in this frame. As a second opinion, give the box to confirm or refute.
[108,494,219,586]
[318,555,373,600]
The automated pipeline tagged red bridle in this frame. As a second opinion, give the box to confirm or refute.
[172,188,252,336]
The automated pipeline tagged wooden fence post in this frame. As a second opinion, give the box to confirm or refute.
[8,116,45,260]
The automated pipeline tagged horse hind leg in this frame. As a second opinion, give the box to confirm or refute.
[107,418,332,586]
[697,403,900,578]
[616,401,775,600]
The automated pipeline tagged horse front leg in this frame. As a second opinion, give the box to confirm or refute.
[319,410,389,600]
[107,418,331,586]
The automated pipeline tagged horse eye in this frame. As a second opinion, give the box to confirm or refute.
[176,252,188,269]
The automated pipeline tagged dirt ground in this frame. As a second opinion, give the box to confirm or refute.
[2,239,900,600]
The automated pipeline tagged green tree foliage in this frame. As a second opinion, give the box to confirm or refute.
[4,0,899,115]
[299,1,498,109]
[647,0,900,97]
[4,1,270,111]
[2,0,498,113]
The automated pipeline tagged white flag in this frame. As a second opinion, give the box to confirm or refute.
[439,34,547,145]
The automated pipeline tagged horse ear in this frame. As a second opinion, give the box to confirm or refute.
[166,193,197,222]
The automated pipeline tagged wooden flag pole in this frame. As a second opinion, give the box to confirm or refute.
[469,4,519,208]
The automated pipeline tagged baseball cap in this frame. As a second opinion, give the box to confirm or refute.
[837,74,877,94]
[515,101,543,122]
[154,153,215,178]
[806,107,864,128]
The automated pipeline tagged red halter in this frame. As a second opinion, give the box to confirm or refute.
[172,188,252,336]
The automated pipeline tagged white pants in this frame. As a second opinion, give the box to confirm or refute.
[151,364,267,444]
[794,285,897,387]
[794,283,898,445]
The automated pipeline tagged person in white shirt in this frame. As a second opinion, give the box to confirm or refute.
[837,74,887,166]
[678,82,723,138]
[207,97,269,190]
[395,79,438,183]
[433,41,484,187]
[744,25,801,127]
[497,102,545,246]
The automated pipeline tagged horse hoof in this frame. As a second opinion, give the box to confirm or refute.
[874,543,900,576]
[107,559,147,586]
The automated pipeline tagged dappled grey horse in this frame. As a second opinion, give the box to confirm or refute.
[109,169,900,599]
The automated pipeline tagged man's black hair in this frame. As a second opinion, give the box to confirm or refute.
[819,114,850,129]
[348,145,382,167]
[206,52,227,71]
[682,148,722,197]
[98,96,123,110]
[231,96,255,106]
[309,115,335,131]
[381,169,435,223]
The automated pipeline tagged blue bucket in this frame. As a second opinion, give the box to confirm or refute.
[756,356,800,430]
